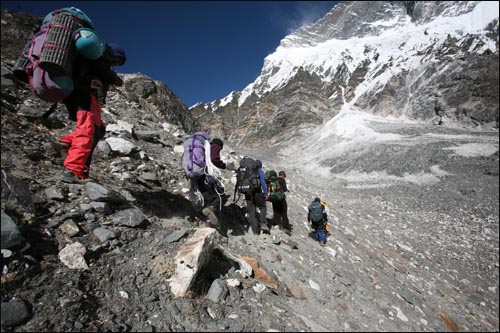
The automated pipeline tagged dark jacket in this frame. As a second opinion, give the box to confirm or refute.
[64,45,121,118]
[72,44,121,94]
[210,143,226,169]
[278,176,288,192]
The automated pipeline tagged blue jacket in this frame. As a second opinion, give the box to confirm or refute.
[257,168,268,196]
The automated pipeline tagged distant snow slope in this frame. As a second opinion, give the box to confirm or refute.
[237,1,498,107]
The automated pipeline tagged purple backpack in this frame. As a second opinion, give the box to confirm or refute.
[182,132,210,179]
[13,8,93,103]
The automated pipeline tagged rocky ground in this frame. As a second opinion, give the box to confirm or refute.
[245,120,499,332]
[1,58,499,333]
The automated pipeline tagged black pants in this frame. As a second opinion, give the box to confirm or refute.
[245,192,267,234]
[272,198,289,230]
[197,176,225,213]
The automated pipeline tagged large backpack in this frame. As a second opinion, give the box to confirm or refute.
[308,201,324,223]
[13,7,100,103]
[181,132,211,179]
[235,157,261,195]
[265,170,284,202]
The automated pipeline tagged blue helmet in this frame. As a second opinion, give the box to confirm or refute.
[107,42,127,64]
[73,28,105,60]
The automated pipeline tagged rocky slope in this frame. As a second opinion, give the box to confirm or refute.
[1,5,499,333]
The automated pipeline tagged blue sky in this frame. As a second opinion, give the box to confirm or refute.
[2,1,337,107]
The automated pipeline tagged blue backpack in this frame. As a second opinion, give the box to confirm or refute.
[308,201,324,223]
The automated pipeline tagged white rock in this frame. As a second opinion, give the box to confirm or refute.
[392,306,408,322]
[253,283,267,293]
[174,145,184,154]
[226,278,241,288]
[308,279,320,291]
[325,247,337,259]
[1,249,13,258]
[58,242,88,270]
[168,228,218,297]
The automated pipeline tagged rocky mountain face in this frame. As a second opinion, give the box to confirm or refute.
[190,1,499,147]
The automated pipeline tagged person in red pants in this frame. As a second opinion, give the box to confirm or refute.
[59,43,126,182]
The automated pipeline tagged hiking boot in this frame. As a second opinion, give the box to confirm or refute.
[59,169,89,184]
[319,241,326,247]
[202,207,219,227]
[260,223,270,234]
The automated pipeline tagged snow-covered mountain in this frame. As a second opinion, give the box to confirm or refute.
[190,1,499,147]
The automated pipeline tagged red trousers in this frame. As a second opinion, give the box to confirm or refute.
[60,94,103,178]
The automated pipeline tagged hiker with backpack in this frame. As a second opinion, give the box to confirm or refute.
[58,42,126,182]
[276,170,291,234]
[200,138,228,227]
[307,197,328,247]
[265,169,290,234]
[182,133,227,227]
[234,158,269,235]
[12,7,126,183]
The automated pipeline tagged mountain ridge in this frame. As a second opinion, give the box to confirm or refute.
[190,1,498,147]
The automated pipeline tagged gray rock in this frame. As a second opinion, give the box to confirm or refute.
[96,140,112,155]
[59,220,80,237]
[1,171,34,214]
[17,104,45,118]
[206,279,229,303]
[44,186,65,200]
[93,227,117,242]
[85,182,127,204]
[1,300,31,326]
[112,208,145,227]
[105,137,140,155]
[90,201,112,214]
[165,228,189,243]
[1,210,24,249]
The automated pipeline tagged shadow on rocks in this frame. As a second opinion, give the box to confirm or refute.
[129,189,198,220]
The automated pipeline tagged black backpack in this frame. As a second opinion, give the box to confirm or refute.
[235,157,261,196]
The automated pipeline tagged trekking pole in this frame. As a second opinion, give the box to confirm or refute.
[42,103,58,118]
